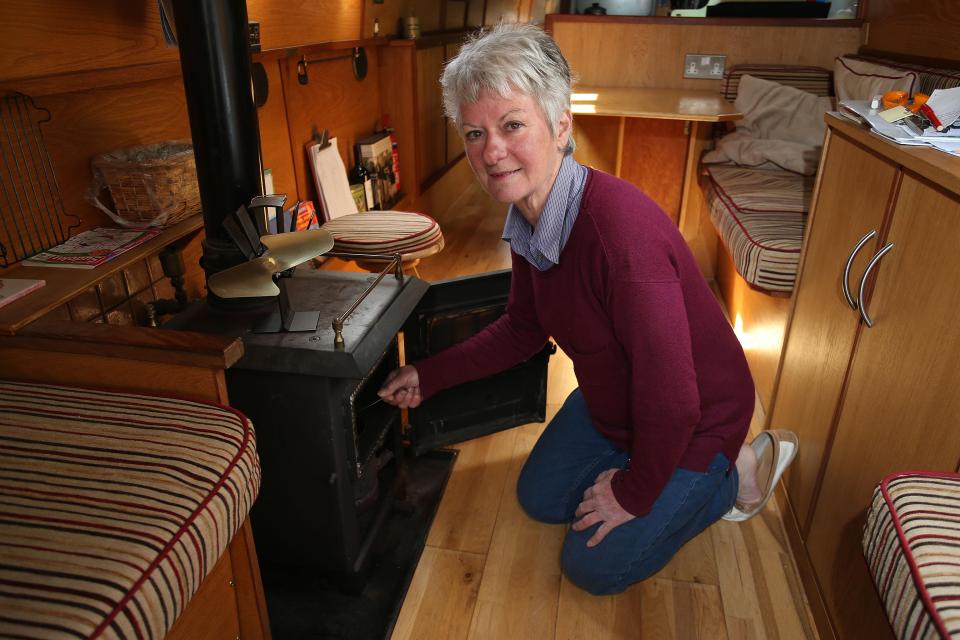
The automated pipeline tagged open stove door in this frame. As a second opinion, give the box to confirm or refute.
[403,270,554,454]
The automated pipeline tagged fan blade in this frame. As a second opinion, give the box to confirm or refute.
[260,229,334,270]
[207,256,281,298]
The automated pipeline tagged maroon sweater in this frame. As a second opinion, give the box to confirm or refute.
[416,169,754,516]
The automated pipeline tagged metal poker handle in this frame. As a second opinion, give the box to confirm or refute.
[856,243,894,328]
[843,230,877,310]
[330,252,403,349]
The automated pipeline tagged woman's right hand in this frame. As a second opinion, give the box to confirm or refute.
[377,365,422,408]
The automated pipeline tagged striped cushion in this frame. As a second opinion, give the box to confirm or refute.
[702,165,812,293]
[0,380,260,640]
[321,211,443,255]
[721,64,834,102]
[849,55,960,96]
[864,472,960,640]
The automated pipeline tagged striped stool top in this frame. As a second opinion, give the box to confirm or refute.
[321,211,444,259]
[701,165,812,293]
[0,380,260,640]
[863,472,960,639]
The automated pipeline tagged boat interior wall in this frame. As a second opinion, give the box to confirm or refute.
[864,0,960,65]
[547,19,863,89]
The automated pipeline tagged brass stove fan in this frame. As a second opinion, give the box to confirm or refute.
[207,196,334,333]
[207,229,333,298]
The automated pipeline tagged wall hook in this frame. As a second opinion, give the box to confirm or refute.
[297,47,367,85]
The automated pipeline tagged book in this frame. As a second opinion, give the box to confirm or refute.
[358,132,399,209]
[0,278,45,309]
[23,227,162,269]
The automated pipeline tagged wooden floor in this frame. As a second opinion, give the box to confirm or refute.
[326,174,819,640]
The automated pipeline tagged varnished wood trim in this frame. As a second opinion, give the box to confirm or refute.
[857,47,960,71]
[0,61,182,97]
[8,321,243,369]
[229,520,272,640]
[545,13,863,29]
[777,483,838,640]
[411,30,475,49]
[763,128,835,428]
[287,36,391,55]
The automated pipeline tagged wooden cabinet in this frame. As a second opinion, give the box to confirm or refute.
[769,116,960,640]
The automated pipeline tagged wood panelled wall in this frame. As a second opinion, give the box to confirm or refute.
[864,0,960,64]
[548,18,863,89]
[0,0,536,251]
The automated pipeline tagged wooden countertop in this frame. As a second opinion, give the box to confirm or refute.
[571,86,742,122]
[0,215,204,335]
[827,113,960,198]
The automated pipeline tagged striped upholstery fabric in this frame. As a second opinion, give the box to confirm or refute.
[702,165,812,293]
[721,65,834,102]
[848,55,960,96]
[321,211,443,255]
[0,380,260,640]
[863,472,960,640]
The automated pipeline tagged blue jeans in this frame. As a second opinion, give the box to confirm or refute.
[517,389,738,595]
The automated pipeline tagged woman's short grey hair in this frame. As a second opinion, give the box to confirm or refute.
[441,23,576,155]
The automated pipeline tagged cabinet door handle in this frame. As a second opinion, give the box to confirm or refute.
[843,230,877,310]
[857,243,895,328]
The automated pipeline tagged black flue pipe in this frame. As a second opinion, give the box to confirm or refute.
[171,0,263,293]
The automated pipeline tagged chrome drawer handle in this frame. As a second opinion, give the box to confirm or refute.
[843,230,877,310]
[857,243,894,328]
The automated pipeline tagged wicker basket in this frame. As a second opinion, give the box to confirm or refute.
[90,141,201,228]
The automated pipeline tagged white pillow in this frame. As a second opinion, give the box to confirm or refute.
[834,56,917,102]
[734,74,834,147]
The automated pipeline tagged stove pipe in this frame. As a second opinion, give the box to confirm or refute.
[171,0,263,294]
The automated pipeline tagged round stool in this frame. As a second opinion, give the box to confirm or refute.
[320,211,444,276]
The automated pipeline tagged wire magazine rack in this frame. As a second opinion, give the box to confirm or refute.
[0,93,80,267]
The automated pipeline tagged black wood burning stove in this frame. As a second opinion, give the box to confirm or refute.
[172,268,552,583]
[165,0,553,587]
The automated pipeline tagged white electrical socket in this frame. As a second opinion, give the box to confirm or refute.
[684,54,727,80]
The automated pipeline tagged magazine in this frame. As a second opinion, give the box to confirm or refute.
[23,227,162,269]
[0,278,45,310]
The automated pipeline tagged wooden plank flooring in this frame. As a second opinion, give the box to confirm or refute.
[325,171,818,639]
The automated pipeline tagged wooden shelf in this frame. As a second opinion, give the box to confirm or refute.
[545,13,863,28]
[0,215,204,335]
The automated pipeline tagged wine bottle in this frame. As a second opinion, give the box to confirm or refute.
[349,144,373,211]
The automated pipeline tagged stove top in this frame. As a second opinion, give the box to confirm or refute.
[168,267,429,378]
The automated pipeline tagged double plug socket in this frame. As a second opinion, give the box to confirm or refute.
[683,54,727,79]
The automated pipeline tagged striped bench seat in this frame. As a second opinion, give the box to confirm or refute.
[701,165,813,293]
[863,472,960,639]
[0,380,261,640]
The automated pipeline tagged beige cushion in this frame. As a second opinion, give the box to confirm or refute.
[734,74,833,147]
[702,75,831,175]
[834,56,917,102]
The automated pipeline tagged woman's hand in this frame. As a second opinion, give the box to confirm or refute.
[377,365,422,408]
[572,468,636,547]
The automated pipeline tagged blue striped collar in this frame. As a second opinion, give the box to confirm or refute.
[501,155,588,271]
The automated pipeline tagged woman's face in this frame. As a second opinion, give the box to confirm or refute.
[460,88,571,222]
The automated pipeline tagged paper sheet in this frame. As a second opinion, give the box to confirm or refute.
[927,87,960,130]
[306,137,358,222]
[926,139,960,157]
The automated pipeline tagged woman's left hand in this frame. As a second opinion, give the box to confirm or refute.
[572,468,635,547]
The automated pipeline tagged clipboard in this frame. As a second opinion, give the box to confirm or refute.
[305,132,358,223]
